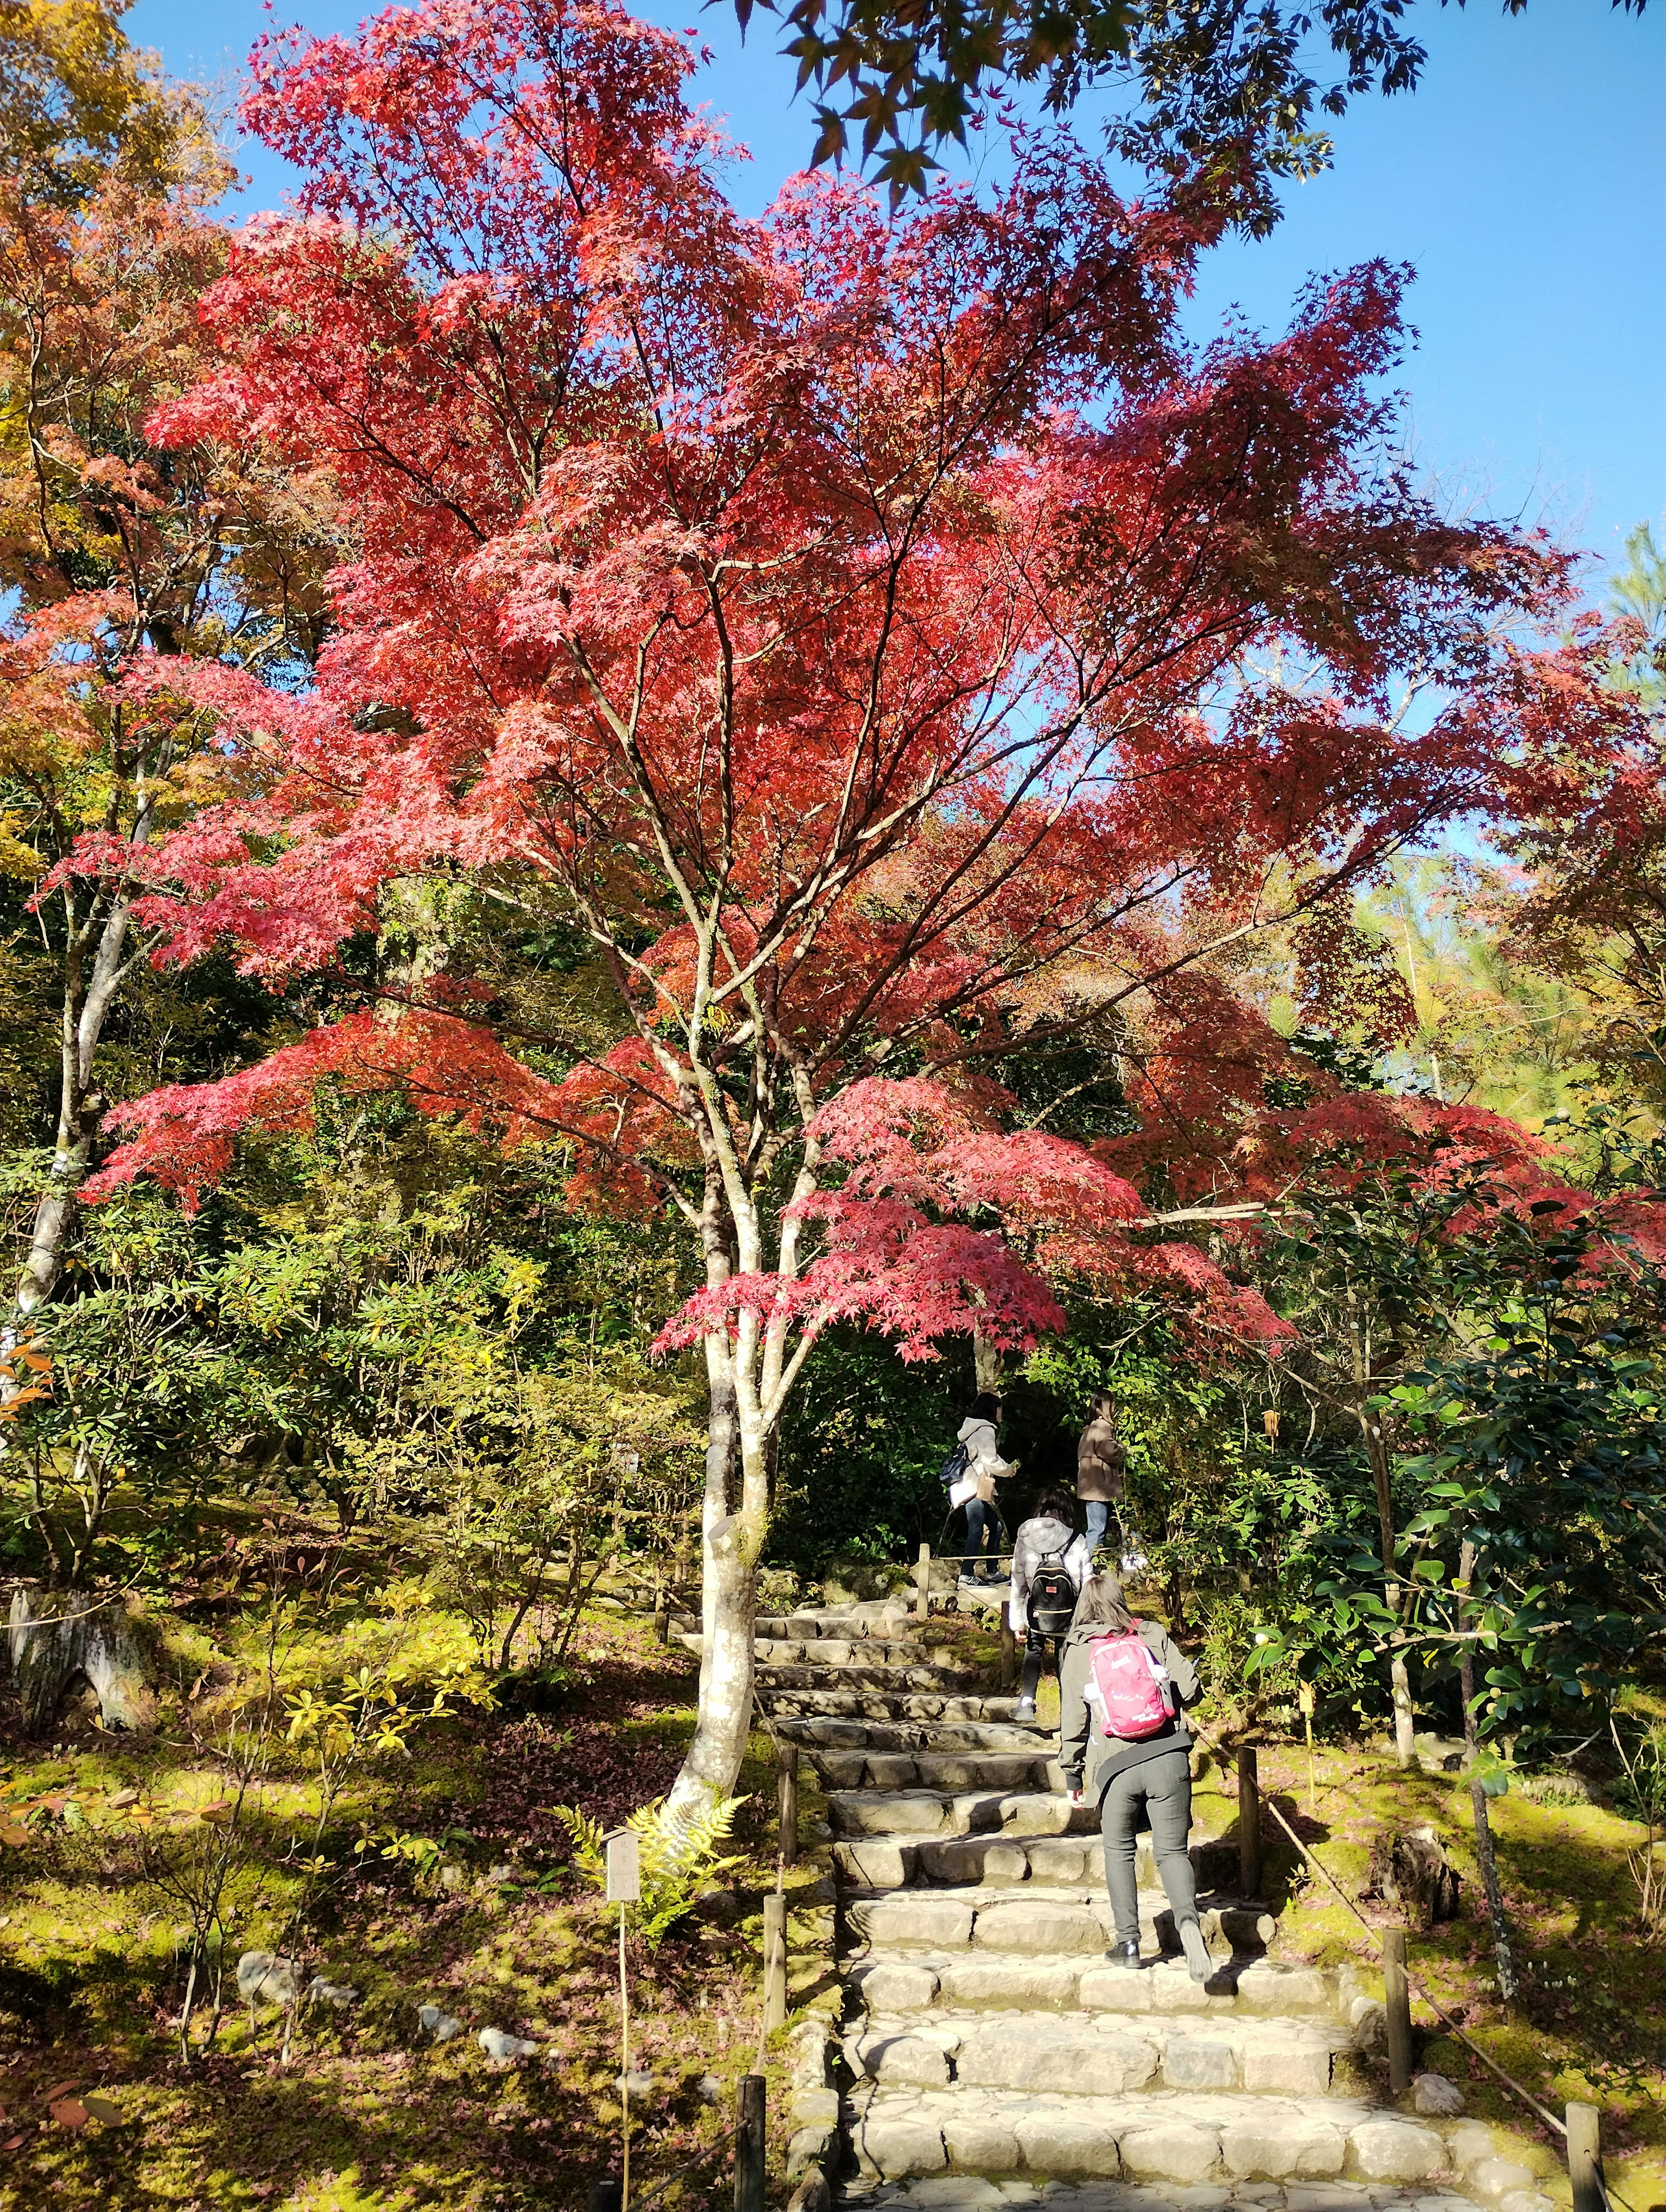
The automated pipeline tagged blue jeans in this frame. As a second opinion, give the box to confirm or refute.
[1085,1501,1111,1556]
[963,1499,1004,1580]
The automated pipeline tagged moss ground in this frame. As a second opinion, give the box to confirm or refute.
[0,1554,827,2212]
[3,1572,1661,2212]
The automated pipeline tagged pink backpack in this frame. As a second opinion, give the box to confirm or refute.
[1088,1628,1172,1740]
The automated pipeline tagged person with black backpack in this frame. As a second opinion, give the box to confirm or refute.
[940,1391,1016,1589]
[1007,1488,1093,1720]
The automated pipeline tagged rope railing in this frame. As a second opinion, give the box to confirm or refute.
[902,1547,1629,2212]
[1190,1721,1634,2212]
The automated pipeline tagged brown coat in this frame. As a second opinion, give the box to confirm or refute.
[1076,1413,1126,1503]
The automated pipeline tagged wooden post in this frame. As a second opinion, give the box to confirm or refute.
[652,1581,669,1645]
[915,1541,931,1621]
[1237,1744,1263,1900]
[998,1615,1015,1691]
[777,1743,800,1868]
[1567,2102,1604,2212]
[763,1892,787,2033]
[734,2072,767,2212]
[1383,1928,1413,2096]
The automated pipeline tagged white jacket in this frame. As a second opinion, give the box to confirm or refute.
[1008,1513,1092,1633]
[949,1415,1013,1511]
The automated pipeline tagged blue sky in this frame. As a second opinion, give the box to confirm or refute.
[130,0,1664,584]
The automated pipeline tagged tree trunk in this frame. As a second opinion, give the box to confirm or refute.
[972,1328,1004,1395]
[8,1585,155,1733]
[1361,1407,1414,1767]
[1458,1540,1517,2000]
[665,1360,756,1830]
[16,774,158,1314]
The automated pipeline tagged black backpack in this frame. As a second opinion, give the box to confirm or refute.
[1029,1545,1077,1633]
[938,1442,970,1490]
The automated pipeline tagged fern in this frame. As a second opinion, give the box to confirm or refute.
[554,1794,749,1948]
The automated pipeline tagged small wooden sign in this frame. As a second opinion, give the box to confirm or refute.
[603,1829,641,1903]
[1262,1409,1281,1442]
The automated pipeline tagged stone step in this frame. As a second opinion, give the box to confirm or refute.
[670,1609,919,1641]
[830,1788,1100,1841]
[781,1718,1055,1756]
[682,1634,953,1667]
[849,2186,1483,2212]
[762,1665,983,1693]
[761,1690,1030,1724]
[762,1610,918,1639]
[834,1831,1245,1893]
[846,2009,1355,2099]
[846,2084,1459,2187]
[843,1886,1277,1959]
[763,1639,955,1667]
[846,1951,1335,2019]
[815,1751,1059,1794]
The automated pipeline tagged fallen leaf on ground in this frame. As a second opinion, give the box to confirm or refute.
[82,2094,123,2125]
[48,2099,88,2128]
[107,1790,140,1810]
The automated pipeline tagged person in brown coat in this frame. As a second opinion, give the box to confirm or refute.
[1076,1392,1127,1561]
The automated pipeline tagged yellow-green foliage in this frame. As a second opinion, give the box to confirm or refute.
[554,1793,748,1947]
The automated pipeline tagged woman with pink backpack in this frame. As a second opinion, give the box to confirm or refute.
[1058,1573,1213,1982]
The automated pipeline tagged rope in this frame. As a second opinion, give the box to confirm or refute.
[1190,1724,1638,2212]
[622,2117,740,2212]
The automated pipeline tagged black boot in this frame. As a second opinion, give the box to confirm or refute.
[1108,1940,1142,1969]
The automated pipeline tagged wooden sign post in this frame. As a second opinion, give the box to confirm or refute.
[604,1830,641,2211]
[1298,1680,1317,1814]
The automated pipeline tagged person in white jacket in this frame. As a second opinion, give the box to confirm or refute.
[1008,1490,1094,1719]
[949,1391,1014,1587]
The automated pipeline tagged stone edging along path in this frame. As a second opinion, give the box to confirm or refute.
[720,1597,1573,2212]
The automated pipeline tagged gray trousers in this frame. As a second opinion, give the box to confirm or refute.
[1098,1746,1198,1948]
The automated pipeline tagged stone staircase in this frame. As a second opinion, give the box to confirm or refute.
[723,1596,1562,2212]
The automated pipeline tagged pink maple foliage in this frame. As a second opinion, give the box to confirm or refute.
[72,0,1656,1806]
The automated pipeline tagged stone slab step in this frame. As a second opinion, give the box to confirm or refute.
[843,1887,1276,1960]
[761,1691,1030,1724]
[781,1718,1056,1756]
[680,1634,949,1666]
[671,1608,920,1641]
[835,1832,1241,1892]
[758,1639,956,1667]
[830,1789,1100,1841]
[763,1666,983,1693]
[763,1610,918,1638]
[816,1752,1058,1794]
[846,2009,1354,2098]
[849,2183,1485,2212]
[846,2085,1458,2187]
[845,1952,1334,2019]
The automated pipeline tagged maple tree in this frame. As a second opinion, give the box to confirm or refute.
[0,47,336,1313]
[739,0,1653,226]
[78,0,1631,1818]
[0,0,200,205]
[1491,543,1666,1121]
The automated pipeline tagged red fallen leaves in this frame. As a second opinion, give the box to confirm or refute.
[84,0,1651,1410]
